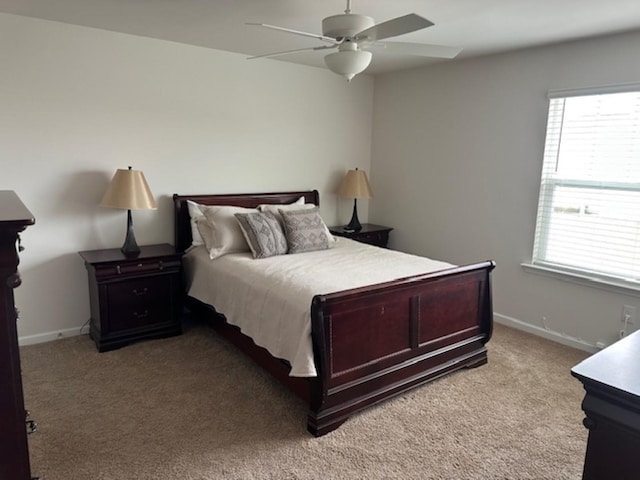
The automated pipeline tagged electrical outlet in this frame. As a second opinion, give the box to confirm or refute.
[623,305,636,325]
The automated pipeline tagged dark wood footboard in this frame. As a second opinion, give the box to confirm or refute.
[307,260,495,436]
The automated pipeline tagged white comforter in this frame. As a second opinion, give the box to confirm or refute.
[183,238,453,377]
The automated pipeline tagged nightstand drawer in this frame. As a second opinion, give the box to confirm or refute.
[329,224,393,248]
[106,276,173,331]
[94,258,180,280]
[356,231,389,247]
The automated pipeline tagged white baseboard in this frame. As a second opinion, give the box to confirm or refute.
[494,312,598,354]
[19,314,600,353]
[19,324,89,346]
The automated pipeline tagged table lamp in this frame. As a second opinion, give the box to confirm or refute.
[337,168,373,232]
[100,166,157,256]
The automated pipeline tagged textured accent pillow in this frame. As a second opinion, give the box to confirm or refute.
[201,205,254,259]
[260,203,335,243]
[235,212,288,259]
[280,207,330,254]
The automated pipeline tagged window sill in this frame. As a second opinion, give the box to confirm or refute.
[521,263,640,296]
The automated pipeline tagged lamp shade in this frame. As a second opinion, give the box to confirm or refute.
[324,50,372,82]
[337,169,373,200]
[100,168,157,211]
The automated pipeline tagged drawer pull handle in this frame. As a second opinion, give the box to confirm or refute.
[132,288,148,296]
[158,260,164,270]
[7,272,22,288]
[583,416,597,431]
[133,310,149,319]
[116,265,122,275]
[26,419,38,434]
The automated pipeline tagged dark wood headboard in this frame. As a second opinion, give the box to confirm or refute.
[172,190,320,253]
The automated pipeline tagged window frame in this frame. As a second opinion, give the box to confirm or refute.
[524,83,640,294]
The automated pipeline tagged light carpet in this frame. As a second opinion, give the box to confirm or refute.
[20,322,590,480]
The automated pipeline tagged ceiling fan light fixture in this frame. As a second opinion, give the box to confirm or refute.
[248,0,452,80]
[322,14,375,38]
[324,49,372,82]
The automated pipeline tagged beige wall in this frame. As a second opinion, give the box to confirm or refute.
[0,13,373,341]
[5,10,639,351]
[370,30,640,351]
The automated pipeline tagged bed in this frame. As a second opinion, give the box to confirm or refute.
[173,190,495,436]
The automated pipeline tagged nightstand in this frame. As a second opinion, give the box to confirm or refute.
[79,243,183,352]
[329,224,393,248]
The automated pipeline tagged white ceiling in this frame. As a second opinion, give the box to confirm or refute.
[2,0,640,75]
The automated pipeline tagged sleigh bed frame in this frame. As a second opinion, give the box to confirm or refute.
[173,190,495,436]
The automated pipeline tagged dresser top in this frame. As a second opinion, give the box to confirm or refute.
[0,191,35,229]
[571,329,640,398]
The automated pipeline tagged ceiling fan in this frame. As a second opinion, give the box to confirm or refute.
[246,0,461,81]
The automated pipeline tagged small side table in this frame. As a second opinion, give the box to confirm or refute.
[79,243,183,352]
[329,224,393,248]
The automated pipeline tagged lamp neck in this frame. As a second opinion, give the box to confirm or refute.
[345,198,362,232]
[121,209,141,257]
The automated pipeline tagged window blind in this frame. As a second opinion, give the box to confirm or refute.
[532,89,640,286]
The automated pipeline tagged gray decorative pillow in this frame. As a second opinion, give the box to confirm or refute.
[234,212,288,259]
[280,207,330,254]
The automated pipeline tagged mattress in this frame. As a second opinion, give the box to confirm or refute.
[183,238,453,377]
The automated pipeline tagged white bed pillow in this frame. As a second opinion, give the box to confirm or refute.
[255,196,304,217]
[187,200,206,247]
[259,203,335,243]
[201,205,255,259]
[195,216,215,251]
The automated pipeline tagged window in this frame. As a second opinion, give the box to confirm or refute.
[530,86,640,290]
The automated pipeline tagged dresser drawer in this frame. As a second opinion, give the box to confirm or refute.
[105,276,174,332]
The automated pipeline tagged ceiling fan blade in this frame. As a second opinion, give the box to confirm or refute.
[246,23,336,44]
[247,44,337,60]
[354,14,433,42]
[367,41,462,59]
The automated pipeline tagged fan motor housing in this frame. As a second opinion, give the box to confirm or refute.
[322,14,375,39]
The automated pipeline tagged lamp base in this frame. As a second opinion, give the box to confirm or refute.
[344,199,362,232]
[121,210,141,257]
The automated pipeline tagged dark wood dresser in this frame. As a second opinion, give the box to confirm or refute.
[79,244,183,352]
[571,330,640,480]
[0,191,35,480]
